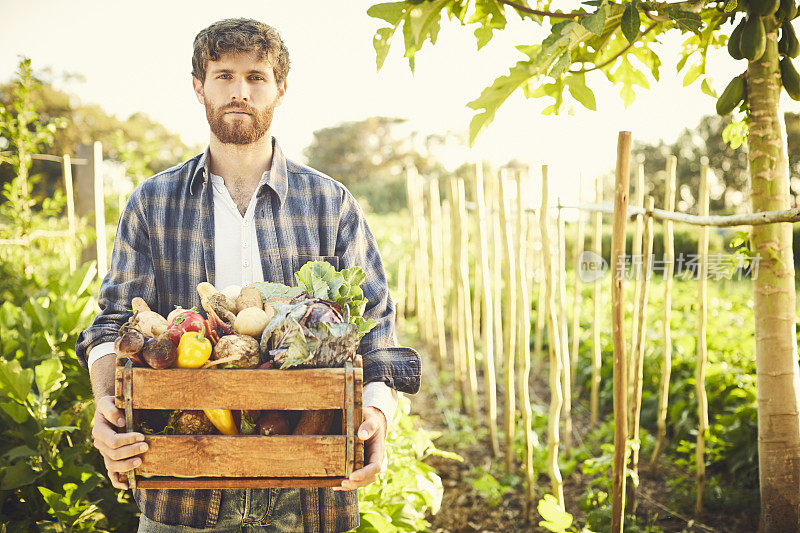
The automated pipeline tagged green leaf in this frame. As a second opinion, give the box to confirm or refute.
[374,27,397,71]
[279,326,313,369]
[701,77,717,97]
[2,461,38,490]
[253,281,303,301]
[621,3,641,43]
[724,0,738,12]
[668,5,703,33]
[475,25,493,50]
[0,401,30,423]
[367,2,407,25]
[34,357,65,400]
[581,4,608,35]
[467,65,534,143]
[566,73,597,110]
[537,494,573,532]
[0,358,33,404]
[683,63,703,86]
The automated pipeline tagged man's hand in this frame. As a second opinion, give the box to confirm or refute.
[333,406,388,491]
[92,395,147,490]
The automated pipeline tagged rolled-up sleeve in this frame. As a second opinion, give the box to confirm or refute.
[335,190,421,394]
[75,185,159,369]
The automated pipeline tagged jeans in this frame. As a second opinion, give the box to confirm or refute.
[137,488,303,532]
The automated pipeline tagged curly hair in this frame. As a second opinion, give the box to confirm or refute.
[192,18,290,84]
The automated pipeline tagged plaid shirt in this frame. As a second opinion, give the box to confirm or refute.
[75,137,421,531]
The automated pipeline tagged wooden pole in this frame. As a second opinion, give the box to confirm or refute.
[92,142,108,278]
[556,199,572,454]
[457,178,479,420]
[473,242,483,344]
[570,180,586,398]
[429,179,448,368]
[447,180,465,410]
[696,164,710,518]
[651,155,677,466]
[627,163,645,428]
[591,178,603,427]
[516,169,536,518]
[475,162,500,455]
[489,170,505,382]
[611,131,632,533]
[499,170,518,472]
[540,165,564,505]
[405,169,418,320]
[62,153,77,274]
[628,195,656,512]
[413,169,434,347]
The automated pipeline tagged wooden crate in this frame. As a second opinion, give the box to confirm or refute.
[114,357,364,489]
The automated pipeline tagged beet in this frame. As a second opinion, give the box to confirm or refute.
[257,410,291,435]
[115,329,146,366]
[141,334,178,369]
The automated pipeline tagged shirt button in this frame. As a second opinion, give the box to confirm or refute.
[243,260,250,267]
[242,220,248,227]
[243,241,249,248]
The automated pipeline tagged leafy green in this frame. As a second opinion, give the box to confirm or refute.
[252,281,304,301]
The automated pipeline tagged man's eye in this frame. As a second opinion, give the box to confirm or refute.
[250,76,264,81]
[218,74,231,79]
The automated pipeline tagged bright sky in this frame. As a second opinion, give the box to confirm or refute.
[4,0,800,207]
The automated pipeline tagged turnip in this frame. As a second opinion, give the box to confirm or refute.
[141,333,178,369]
[236,284,263,314]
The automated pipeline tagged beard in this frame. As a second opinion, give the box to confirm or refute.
[206,100,275,145]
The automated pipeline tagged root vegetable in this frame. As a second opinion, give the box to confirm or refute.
[257,410,291,435]
[130,298,168,337]
[168,410,218,435]
[221,284,242,301]
[115,328,145,359]
[234,307,269,338]
[293,410,336,435]
[236,285,263,314]
[197,282,218,301]
[141,333,178,369]
[212,334,260,368]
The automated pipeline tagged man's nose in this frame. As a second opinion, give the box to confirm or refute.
[231,78,249,101]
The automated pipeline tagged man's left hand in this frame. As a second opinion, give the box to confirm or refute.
[333,406,387,491]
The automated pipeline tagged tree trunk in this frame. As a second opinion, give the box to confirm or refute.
[747,21,800,532]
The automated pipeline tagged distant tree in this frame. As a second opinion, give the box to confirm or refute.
[303,116,454,213]
[0,66,195,203]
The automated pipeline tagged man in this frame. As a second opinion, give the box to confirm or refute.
[76,18,421,532]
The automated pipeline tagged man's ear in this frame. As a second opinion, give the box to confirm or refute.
[275,78,288,107]
[192,77,205,105]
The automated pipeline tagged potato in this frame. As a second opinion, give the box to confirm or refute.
[236,285,263,314]
[234,307,269,338]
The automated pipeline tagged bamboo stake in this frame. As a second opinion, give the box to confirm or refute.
[473,253,483,343]
[475,163,500,455]
[489,170,505,381]
[651,156,677,466]
[429,179,448,368]
[93,142,108,278]
[414,170,434,347]
[628,195,656,512]
[591,178,603,427]
[63,154,77,274]
[457,178,479,420]
[570,180,585,397]
[556,199,572,454]
[628,163,645,429]
[499,170,518,472]
[447,180,466,410]
[540,165,564,505]
[611,131,632,533]
[405,170,418,318]
[516,169,536,518]
[696,165,710,518]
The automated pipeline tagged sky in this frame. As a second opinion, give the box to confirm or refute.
[4,0,800,207]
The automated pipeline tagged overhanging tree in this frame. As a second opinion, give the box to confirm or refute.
[367,0,800,530]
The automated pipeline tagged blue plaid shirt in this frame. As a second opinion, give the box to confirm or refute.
[76,136,421,530]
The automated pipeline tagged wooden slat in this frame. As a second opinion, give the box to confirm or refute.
[137,435,346,478]
[136,476,347,489]
[128,368,357,410]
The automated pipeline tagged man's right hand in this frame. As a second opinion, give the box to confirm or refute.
[92,395,147,490]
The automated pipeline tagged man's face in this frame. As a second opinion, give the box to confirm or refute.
[192,51,287,145]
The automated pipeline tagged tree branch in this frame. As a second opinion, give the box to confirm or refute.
[497,0,588,19]
[569,22,659,74]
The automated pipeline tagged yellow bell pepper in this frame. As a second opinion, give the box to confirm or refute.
[176,332,212,368]
[203,409,238,435]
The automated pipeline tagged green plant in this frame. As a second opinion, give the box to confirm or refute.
[354,394,462,532]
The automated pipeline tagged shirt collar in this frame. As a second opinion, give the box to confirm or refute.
[190,135,289,205]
